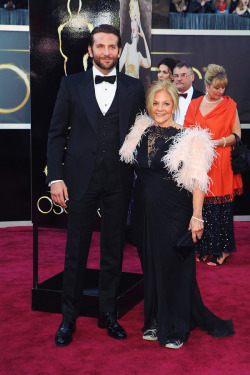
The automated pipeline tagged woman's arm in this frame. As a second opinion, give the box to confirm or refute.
[119,43,128,72]
[138,23,151,69]
[212,109,241,147]
[188,188,205,242]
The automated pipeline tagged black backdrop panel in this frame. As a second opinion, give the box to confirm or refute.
[30,0,119,227]
[0,130,31,221]
[151,34,250,123]
[31,9,250,226]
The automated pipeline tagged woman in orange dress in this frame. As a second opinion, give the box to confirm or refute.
[184,64,243,266]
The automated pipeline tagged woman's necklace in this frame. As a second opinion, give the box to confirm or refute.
[203,94,221,104]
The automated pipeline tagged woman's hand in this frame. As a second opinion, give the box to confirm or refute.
[188,216,204,243]
[138,18,145,39]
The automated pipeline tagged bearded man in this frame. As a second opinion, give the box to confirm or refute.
[46,24,145,346]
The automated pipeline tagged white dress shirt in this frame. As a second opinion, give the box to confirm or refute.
[174,86,194,126]
[92,65,117,116]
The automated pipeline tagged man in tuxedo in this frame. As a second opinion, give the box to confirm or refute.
[46,24,145,346]
[173,61,203,125]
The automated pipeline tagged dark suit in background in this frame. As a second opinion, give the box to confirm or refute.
[192,88,204,99]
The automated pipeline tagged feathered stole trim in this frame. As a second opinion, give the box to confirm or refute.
[119,113,153,163]
[119,114,216,194]
[162,127,216,193]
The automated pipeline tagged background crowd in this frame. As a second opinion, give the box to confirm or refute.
[0,0,28,9]
[155,58,243,267]
[170,0,250,15]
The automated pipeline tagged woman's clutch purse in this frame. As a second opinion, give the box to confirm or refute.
[174,230,196,261]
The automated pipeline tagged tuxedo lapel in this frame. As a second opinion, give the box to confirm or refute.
[117,73,133,144]
[75,71,133,141]
[76,69,98,136]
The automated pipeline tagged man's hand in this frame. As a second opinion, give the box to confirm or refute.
[50,181,69,208]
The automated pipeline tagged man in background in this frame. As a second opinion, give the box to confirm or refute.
[173,61,203,125]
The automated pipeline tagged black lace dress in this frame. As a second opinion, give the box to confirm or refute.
[131,125,234,346]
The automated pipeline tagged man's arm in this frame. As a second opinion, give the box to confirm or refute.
[46,77,71,183]
[47,77,71,206]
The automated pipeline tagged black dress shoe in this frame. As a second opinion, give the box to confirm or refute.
[55,318,76,347]
[98,312,127,340]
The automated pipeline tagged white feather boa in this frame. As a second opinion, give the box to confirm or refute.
[119,113,153,163]
[119,114,216,193]
[162,126,216,193]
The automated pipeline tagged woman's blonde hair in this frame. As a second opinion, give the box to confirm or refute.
[172,0,188,10]
[129,0,140,17]
[146,81,179,119]
[204,64,228,88]
[237,0,249,10]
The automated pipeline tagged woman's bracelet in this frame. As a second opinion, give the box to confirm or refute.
[222,137,226,147]
[192,216,204,223]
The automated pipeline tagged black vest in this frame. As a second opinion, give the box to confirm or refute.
[95,91,120,170]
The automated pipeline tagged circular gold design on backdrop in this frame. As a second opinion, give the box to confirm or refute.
[37,195,68,215]
[192,67,202,79]
[0,64,30,114]
[37,196,53,214]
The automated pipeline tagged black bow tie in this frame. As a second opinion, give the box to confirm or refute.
[95,75,116,84]
[179,93,188,99]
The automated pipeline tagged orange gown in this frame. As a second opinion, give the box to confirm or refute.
[184,96,243,203]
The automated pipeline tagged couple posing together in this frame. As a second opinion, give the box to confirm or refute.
[47,24,235,350]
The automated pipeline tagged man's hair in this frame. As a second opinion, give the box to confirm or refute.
[174,61,194,75]
[88,24,121,48]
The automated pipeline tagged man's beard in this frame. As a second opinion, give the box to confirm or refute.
[92,54,118,72]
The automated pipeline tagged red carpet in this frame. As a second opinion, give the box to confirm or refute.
[0,223,250,375]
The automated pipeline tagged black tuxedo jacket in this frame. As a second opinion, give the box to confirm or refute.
[192,88,204,100]
[46,68,145,200]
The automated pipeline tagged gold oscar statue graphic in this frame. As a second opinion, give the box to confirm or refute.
[58,0,93,76]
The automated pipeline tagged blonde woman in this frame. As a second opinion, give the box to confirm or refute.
[236,0,250,14]
[119,0,151,78]
[120,80,234,349]
[184,64,243,266]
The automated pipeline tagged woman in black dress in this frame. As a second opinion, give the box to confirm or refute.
[119,81,235,349]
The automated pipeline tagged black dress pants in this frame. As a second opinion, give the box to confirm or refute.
[62,162,128,321]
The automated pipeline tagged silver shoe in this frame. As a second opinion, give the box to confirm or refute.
[142,329,158,341]
[165,339,183,349]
